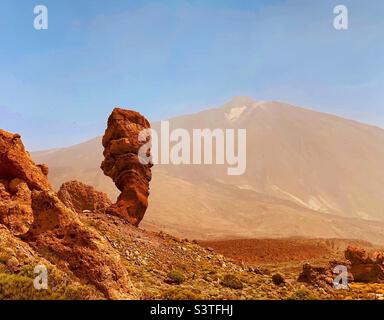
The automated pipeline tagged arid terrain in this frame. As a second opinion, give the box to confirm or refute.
[199,238,373,265]
[3,210,384,300]
[33,97,384,243]
[2,102,384,300]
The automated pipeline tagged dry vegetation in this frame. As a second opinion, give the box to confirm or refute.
[1,211,384,300]
[79,212,384,300]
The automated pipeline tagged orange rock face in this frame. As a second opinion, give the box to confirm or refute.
[0,129,131,298]
[101,108,152,226]
[298,261,353,287]
[24,190,131,298]
[0,178,33,235]
[0,130,50,191]
[58,180,112,214]
[345,246,384,282]
[0,130,50,234]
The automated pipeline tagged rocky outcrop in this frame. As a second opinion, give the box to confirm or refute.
[345,246,384,283]
[58,180,112,214]
[0,130,50,234]
[0,129,132,299]
[0,223,105,299]
[24,190,131,298]
[0,178,33,235]
[298,261,353,287]
[298,263,334,286]
[101,108,152,226]
[0,130,50,191]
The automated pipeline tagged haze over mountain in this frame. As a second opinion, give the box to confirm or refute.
[32,97,384,243]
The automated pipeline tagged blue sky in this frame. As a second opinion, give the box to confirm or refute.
[0,0,383,150]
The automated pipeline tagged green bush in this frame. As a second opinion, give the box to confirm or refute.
[165,270,186,285]
[220,274,243,290]
[271,273,286,286]
[287,289,319,300]
[0,272,59,300]
[0,264,101,300]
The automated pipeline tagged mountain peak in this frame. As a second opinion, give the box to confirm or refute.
[223,96,275,121]
[225,105,248,121]
[223,96,256,109]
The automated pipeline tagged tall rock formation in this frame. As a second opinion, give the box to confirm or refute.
[101,108,152,226]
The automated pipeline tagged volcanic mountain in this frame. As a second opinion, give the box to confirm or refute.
[32,97,384,243]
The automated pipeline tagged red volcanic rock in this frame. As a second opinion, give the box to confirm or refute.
[37,163,49,176]
[0,130,50,234]
[298,260,353,287]
[0,130,50,191]
[101,108,152,226]
[24,190,131,298]
[298,263,330,285]
[0,178,33,235]
[0,129,132,298]
[345,246,384,282]
[58,180,112,214]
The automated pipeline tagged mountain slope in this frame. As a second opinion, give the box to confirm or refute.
[32,97,384,243]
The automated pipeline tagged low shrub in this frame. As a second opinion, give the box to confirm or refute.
[220,274,243,289]
[287,289,319,300]
[165,270,186,285]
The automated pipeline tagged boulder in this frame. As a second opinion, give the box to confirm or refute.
[298,261,353,287]
[101,108,152,226]
[345,246,384,282]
